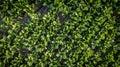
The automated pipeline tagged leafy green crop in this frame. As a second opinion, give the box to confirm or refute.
[0,0,120,67]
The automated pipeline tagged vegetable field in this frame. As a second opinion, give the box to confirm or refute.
[0,0,120,67]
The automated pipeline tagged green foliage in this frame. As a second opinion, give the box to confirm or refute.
[0,0,120,67]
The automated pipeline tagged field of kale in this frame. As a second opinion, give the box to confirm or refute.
[0,0,120,67]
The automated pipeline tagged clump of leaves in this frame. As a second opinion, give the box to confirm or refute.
[0,0,120,67]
